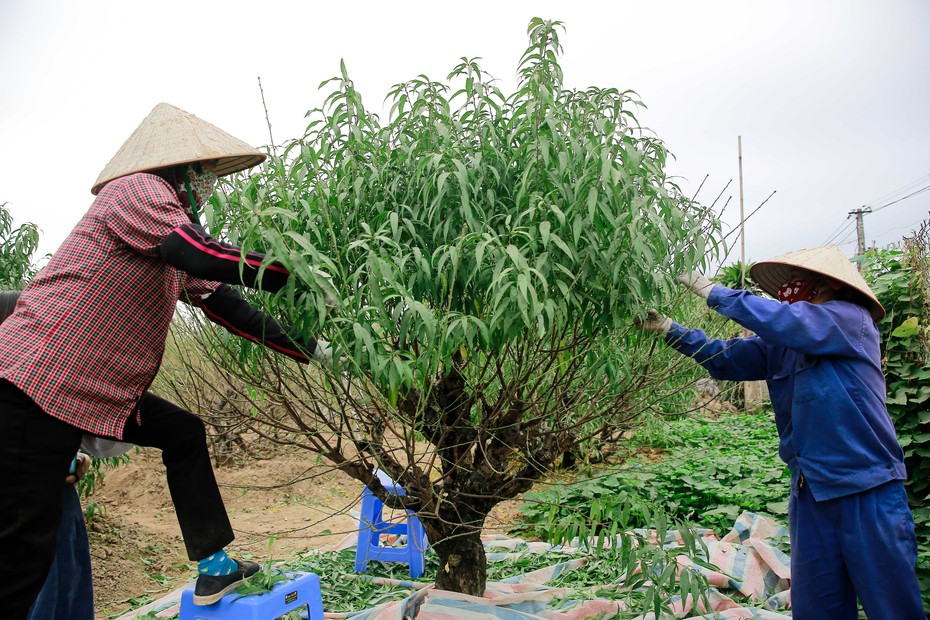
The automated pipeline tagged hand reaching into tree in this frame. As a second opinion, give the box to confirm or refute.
[633,309,672,335]
[677,271,714,299]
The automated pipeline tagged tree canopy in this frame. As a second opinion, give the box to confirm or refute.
[200,18,721,594]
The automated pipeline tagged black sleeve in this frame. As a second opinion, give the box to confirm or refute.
[198,284,315,364]
[159,223,290,293]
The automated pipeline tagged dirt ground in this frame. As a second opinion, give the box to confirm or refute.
[85,444,524,619]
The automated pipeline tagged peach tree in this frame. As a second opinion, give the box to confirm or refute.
[208,19,718,594]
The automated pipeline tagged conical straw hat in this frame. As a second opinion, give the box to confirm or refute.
[91,103,267,195]
[749,245,885,321]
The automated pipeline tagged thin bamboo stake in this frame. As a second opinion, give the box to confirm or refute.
[738,136,745,288]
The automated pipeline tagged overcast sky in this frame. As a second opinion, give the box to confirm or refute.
[2,0,928,271]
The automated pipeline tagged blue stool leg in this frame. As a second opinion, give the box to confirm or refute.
[355,489,383,573]
[407,512,427,578]
[304,572,325,620]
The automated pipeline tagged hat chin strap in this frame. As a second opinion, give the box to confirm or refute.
[184,179,200,220]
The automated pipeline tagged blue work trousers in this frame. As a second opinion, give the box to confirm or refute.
[27,486,94,620]
[789,477,924,619]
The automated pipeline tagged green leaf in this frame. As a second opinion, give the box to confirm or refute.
[766,500,789,514]
[888,388,910,405]
[892,316,920,338]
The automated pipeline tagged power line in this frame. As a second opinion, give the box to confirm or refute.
[869,184,930,213]
[871,217,929,242]
[862,173,930,210]
[816,173,930,253]
[831,173,930,257]
[823,219,855,246]
[836,230,857,248]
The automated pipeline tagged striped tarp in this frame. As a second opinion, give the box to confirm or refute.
[116,511,793,619]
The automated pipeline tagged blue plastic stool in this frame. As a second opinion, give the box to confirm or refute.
[178,571,324,620]
[355,470,428,578]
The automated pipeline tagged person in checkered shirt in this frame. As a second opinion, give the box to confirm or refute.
[2,290,95,620]
[0,104,335,616]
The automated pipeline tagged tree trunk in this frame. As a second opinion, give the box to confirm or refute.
[431,528,487,596]
[418,494,493,596]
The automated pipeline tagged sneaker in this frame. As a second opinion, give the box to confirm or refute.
[193,559,261,605]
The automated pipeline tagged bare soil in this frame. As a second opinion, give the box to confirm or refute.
[86,444,523,619]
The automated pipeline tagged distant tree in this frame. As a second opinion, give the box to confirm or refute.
[713,261,763,296]
[184,18,721,595]
[0,202,40,289]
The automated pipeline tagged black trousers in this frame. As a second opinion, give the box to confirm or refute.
[122,392,234,561]
[0,380,83,620]
[0,382,234,620]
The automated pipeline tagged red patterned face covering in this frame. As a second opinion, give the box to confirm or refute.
[777,278,818,303]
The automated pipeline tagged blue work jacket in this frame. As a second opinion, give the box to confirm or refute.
[666,286,906,501]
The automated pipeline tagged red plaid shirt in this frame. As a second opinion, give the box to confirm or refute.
[0,174,219,438]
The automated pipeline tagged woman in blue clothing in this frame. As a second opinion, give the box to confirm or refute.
[636,245,923,619]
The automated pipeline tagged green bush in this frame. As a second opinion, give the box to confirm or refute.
[864,238,930,601]
[518,412,789,538]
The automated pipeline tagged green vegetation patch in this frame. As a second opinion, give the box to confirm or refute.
[518,412,790,539]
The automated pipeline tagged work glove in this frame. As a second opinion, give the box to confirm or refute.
[324,290,340,316]
[633,309,672,336]
[312,338,335,368]
[308,268,340,317]
[677,270,714,300]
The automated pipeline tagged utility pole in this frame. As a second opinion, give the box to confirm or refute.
[848,206,872,269]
